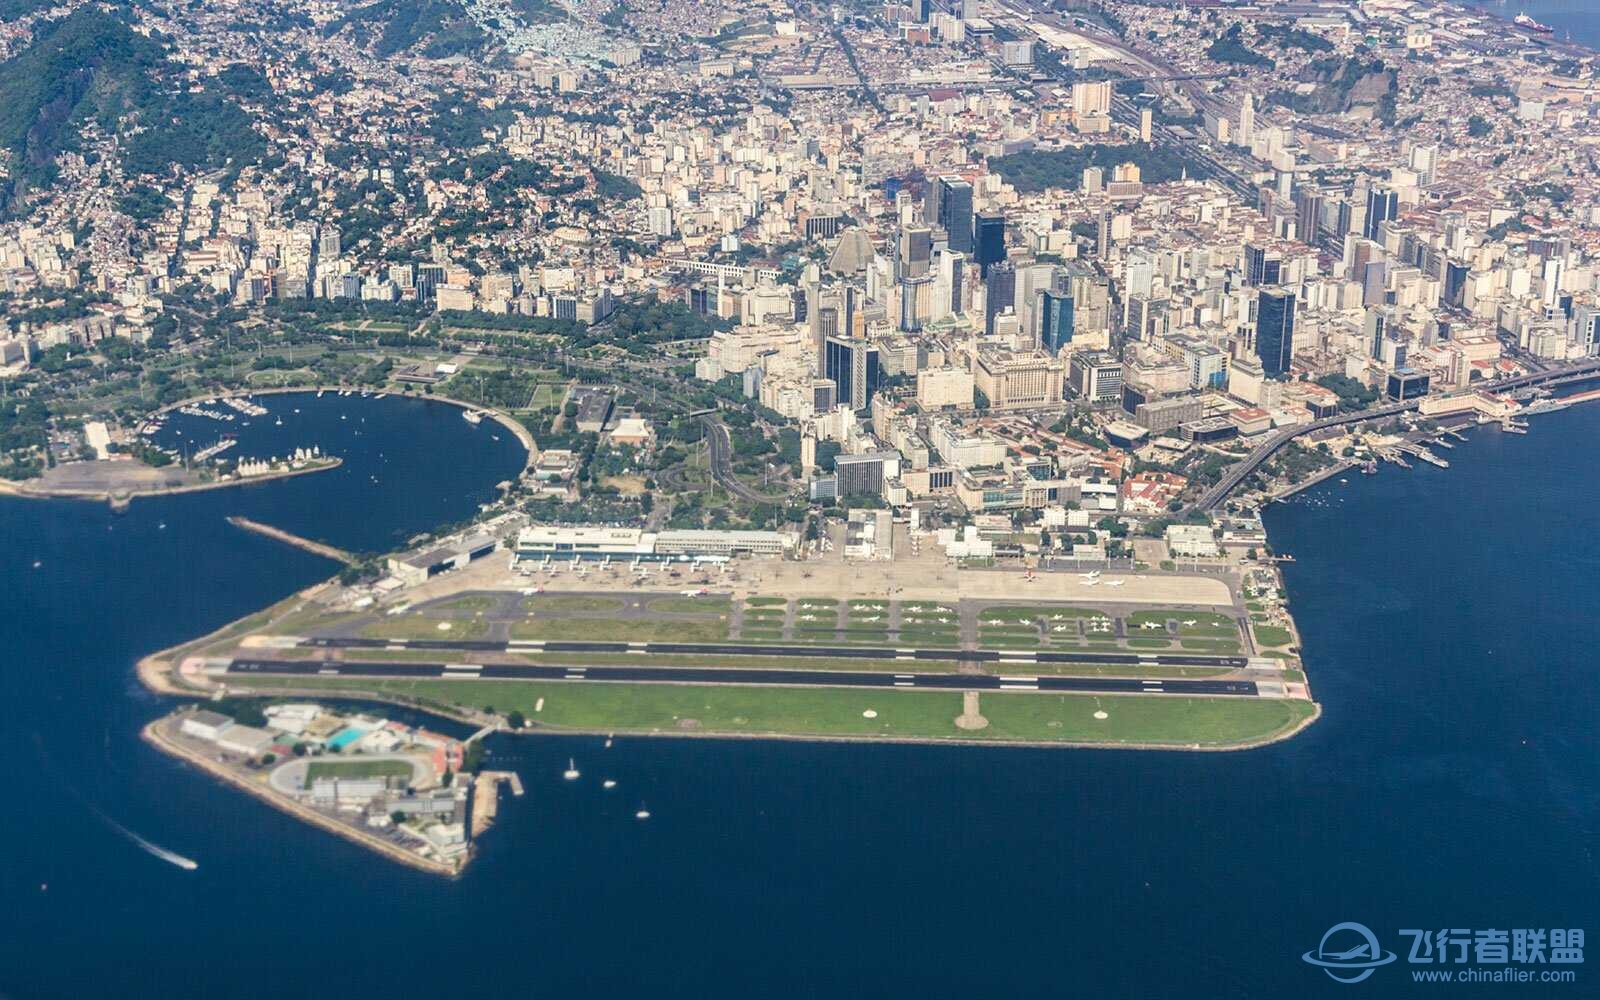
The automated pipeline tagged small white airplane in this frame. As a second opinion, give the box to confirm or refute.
[520,586,545,596]
[1080,571,1102,581]
[859,615,881,623]
[1052,625,1070,633]
[799,613,817,621]
[937,617,951,624]
[1105,580,1125,588]
[1081,579,1100,586]
[986,618,1006,626]
[680,588,709,597]
[1017,618,1032,626]
[1182,619,1199,627]
[1140,621,1163,630]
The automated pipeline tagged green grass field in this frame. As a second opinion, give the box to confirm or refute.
[647,596,732,614]
[432,595,496,612]
[1253,625,1294,648]
[528,384,566,409]
[1180,639,1241,653]
[980,605,1099,620]
[523,595,625,613]
[304,759,413,788]
[260,608,361,637]
[511,619,728,642]
[745,597,789,607]
[237,677,1315,747]
[360,616,489,641]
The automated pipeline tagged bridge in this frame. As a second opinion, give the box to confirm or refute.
[1190,358,1600,513]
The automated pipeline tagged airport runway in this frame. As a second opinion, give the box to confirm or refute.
[230,656,1259,697]
[299,635,1249,669]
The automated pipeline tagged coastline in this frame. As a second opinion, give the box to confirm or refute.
[140,717,463,877]
[0,457,342,504]
[146,386,538,469]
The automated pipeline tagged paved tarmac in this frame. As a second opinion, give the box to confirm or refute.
[232,653,1258,697]
[299,635,1248,668]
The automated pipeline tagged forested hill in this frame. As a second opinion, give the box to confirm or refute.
[0,9,265,207]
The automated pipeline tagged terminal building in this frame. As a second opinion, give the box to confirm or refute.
[514,525,797,562]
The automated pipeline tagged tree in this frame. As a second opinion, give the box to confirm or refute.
[506,710,527,729]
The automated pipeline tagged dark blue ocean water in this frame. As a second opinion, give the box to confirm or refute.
[1,392,1595,998]
[1460,1,1600,50]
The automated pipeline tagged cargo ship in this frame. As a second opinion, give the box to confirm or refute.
[1514,13,1555,35]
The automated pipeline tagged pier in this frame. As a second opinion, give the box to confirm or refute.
[470,771,524,837]
[226,516,358,565]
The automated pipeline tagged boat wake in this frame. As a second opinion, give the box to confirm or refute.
[101,813,199,871]
[35,733,199,872]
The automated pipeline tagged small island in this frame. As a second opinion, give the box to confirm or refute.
[144,699,517,875]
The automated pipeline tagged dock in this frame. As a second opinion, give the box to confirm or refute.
[470,770,524,837]
[226,516,358,565]
[1395,443,1449,468]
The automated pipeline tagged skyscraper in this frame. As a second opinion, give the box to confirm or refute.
[824,336,881,411]
[937,176,974,254]
[974,211,1005,275]
[985,262,1016,336]
[1364,186,1398,241]
[899,224,932,278]
[1255,289,1296,378]
[1038,290,1075,356]
[1295,189,1324,247]
[1244,243,1282,286]
[1443,261,1470,309]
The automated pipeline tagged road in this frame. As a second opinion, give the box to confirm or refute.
[1003,0,1259,201]
[698,415,790,504]
[1191,359,1600,512]
[229,657,1260,697]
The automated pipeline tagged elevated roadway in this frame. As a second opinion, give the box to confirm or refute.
[1192,360,1600,512]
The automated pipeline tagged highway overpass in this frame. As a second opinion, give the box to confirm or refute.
[1191,359,1600,513]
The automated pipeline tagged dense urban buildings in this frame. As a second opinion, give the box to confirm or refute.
[3,0,1599,564]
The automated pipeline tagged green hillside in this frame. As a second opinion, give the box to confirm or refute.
[0,10,264,202]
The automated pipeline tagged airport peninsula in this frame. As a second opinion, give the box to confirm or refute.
[139,512,1317,756]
